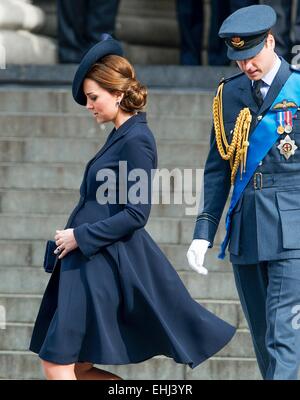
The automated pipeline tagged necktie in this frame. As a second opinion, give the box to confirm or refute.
[252,79,264,108]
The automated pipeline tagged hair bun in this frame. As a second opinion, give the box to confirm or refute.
[120,78,147,113]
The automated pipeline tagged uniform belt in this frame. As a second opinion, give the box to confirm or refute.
[247,172,300,190]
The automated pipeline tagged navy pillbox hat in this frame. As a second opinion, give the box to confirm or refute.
[218,5,277,61]
[72,33,123,106]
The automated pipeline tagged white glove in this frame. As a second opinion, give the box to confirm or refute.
[186,239,210,275]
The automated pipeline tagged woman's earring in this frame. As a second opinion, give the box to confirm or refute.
[116,101,120,107]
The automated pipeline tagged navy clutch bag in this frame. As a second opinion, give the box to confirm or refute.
[43,240,60,273]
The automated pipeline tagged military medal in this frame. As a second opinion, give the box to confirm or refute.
[273,100,298,159]
[276,111,285,134]
[284,110,293,133]
[273,100,298,135]
[277,135,298,160]
[285,125,293,133]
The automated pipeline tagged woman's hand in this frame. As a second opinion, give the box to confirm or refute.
[54,229,78,259]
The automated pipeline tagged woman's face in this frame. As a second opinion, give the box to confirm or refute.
[83,78,122,124]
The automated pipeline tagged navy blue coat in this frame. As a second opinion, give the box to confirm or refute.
[193,58,300,264]
[29,112,235,368]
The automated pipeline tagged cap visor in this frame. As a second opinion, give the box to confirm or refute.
[227,41,265,61]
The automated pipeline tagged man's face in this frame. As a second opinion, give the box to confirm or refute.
[236,34,276,80]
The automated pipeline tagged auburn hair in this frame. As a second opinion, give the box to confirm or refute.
[86,55,147,112]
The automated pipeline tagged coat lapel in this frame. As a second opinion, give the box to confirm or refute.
[238,76,259,114]
[258,58,291,115]
[89,112,146,164]
[78,112,146,198]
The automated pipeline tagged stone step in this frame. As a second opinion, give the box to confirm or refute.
[159,243,231,272]
[0,65,238,88]
[117,16,179,48]
[117,0,177,20]
[0,213,228,260]
[0,323,35,352]
[0,294,42,324]
[0,162,207,191]
[0,188,203,219]
[0,240,45,268]
[0,237,230,271]
[0,213,226,246]
[0,163,86,190]
[0,113,212,143]
[0,189,79,215]
[0,137,208,166]
[0,266,238,300]
[0,267,49,295]
[188,357,261,380]
[34,0,179,64]
[124,43,180,65]
[35,0,179,44]
[0,351,260,380]
[0,294,246,328]
[0,322,253,357]
[179,271,238,301]
[0,88,214,116]
[0,351,45,380]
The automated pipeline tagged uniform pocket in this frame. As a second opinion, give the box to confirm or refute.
[276,190,300,249]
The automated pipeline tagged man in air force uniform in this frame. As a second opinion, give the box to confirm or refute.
[187,5,300,380]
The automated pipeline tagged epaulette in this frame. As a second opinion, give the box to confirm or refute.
[218,71,245,85]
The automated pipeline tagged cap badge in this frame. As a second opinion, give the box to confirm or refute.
[231,37,245,48]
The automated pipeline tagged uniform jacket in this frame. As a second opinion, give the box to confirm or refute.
[193,58,300,264]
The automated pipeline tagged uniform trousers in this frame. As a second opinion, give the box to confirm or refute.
[233,259,300,380]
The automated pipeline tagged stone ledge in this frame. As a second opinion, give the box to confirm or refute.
[0,351,261,380]
[0,64,239,88]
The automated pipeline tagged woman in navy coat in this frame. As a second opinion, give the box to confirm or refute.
[29,35,236,380]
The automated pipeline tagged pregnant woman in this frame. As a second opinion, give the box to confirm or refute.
[29,34,236,380]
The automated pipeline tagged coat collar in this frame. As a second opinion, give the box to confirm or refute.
[85,111,147,169]
[258,57,291,115]
[97,111,147,159]
[79,112,147,197]
[108,111,147,145]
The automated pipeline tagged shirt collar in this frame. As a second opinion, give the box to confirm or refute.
[252,54,281,87]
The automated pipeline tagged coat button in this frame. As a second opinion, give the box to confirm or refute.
[257,115,262,121]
